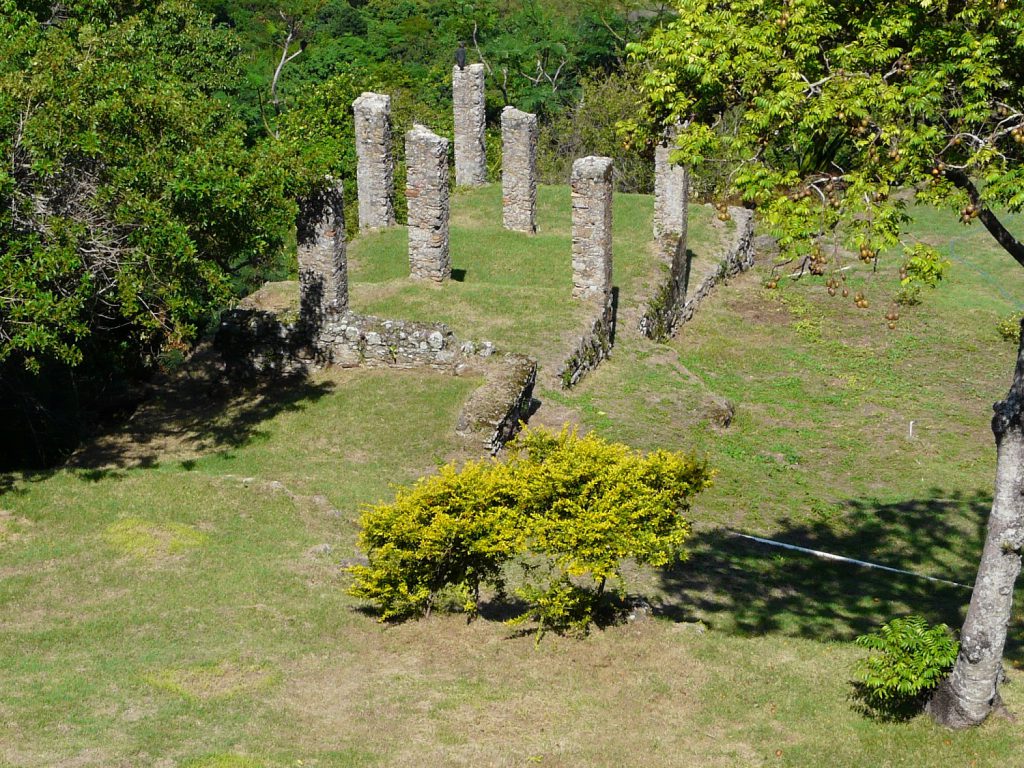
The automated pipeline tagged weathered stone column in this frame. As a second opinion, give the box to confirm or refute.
[501,106,538,233]
[654,139,689,251]
[405,124,451,282]
[571,156,614,300]
[453,63,487,187]
[352,92,396,232]
[297,183,347,329]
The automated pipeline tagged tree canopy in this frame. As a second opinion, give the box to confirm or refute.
[0,0,298,373]
[627,0,1024,286]
[628,0,1024,729]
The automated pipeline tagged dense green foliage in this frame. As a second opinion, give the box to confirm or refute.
[853,616,960,720]
[1,1,294,373]
[349,426,712,635]
[628,0,1024,283]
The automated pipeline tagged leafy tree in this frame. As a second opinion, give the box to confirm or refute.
[628,0,1024,728]
[0,0,301,462]
[0,0,299,372]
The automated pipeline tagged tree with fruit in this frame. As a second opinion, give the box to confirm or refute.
[627,0,1024,728]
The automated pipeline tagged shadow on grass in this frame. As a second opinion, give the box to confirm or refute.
[58,352,335,471]
[655,489,1024,662]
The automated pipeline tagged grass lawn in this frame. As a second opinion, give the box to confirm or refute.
[3,186,1024,767]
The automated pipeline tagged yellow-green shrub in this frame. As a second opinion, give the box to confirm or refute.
[349,427,713,634]
[348,460,523,621]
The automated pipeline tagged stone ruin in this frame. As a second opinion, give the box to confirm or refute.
[558,156,616,389]
[571,156,614,300]
[296,182,347,331]
[501,106,538,234]
[453,63,488,187]
[653,138,690,257]
[405,124,451,282]
[219,70,755,440]
[352,92,396,232]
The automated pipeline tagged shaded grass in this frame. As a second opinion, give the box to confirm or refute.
[3,190,1024,766]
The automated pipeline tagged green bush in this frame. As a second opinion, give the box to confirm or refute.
[997,311,1024,344]
[348,426,713,635]
[853,615,959,720]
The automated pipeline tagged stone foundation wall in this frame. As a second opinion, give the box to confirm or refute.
[456,354,537,453]
[571,156,614,300]
[501,106,538,234]
[406,124,451,281]
[217,305,467,376]
[639,206,755,340]
[453,64,487,187]
[557,292,616,389]
[352,92,395,231]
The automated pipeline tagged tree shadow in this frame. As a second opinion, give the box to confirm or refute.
[655,489,1024,662]
[60,345,335,471]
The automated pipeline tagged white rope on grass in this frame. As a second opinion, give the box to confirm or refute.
[727,531,973,589]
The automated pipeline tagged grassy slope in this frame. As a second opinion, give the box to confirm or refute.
[3,188,1024,767]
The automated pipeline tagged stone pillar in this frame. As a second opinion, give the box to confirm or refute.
[405,124,451,282]
[352,92,396,232]
[297,183,347,329]
[654,140,689,250]
[571,156,614,300]
[501,106,538,234]
[453,63,487,187]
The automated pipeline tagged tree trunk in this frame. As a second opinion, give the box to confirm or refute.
[927,319,1024,728]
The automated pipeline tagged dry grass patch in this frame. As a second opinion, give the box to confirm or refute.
[0,509,32,546]
[270,617,724,767]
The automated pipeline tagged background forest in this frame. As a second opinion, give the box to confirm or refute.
[0,0,666,466]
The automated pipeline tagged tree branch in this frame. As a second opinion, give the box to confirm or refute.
[945,168,1024,269]
[270,14,302,113]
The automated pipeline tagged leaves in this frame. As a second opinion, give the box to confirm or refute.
[853,615,959,719]
[627,0,1024,284]
[0,1,294,371]
[348,426,713,635]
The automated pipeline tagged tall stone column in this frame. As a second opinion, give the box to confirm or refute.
[405,125,451,282]
[654,139,689,250]
[501,106,538,234]
[352,92,396,232]
[297,183,347,330]
[453,63,487,187]
[571,156,614,300]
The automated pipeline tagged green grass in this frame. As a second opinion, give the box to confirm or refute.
[3,188,1024,766]
[349,184,721,365]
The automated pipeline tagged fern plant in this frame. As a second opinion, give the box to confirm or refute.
[853,615,959,720]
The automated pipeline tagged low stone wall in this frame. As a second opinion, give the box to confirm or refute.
[216,307,310,378]
[456,354,537,453]
[215,284,472,377]
[639,206,755,340]
[557,292,616,389]
[320,314,461,370]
